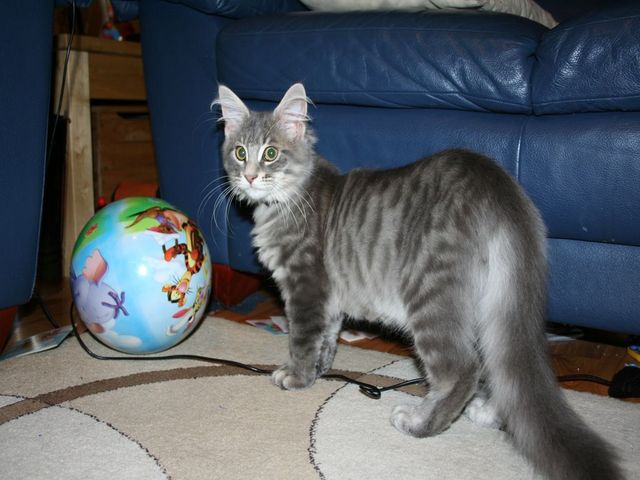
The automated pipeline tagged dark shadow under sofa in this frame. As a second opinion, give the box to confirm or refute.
[115,0,640,335]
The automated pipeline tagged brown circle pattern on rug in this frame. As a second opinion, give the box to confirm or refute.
[0,364,421,427]
[3,356,636,480]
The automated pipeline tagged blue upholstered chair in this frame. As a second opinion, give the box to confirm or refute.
[0,0,89,345]
[0,1,57,348]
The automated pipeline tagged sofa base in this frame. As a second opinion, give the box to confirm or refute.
[213,264,263,307]
[0,307,17,352]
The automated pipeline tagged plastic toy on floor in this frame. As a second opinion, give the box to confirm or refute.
[70,197,211,354]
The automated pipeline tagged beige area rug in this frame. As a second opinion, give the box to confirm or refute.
[1,315,638,480]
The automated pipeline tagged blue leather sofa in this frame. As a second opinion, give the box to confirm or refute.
[0,1,56,313]
[119,0,639,335]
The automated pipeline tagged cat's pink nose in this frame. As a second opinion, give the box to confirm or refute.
[244,174,257,185]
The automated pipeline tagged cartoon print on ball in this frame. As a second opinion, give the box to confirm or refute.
[160,219,206,307]
[70,249,142,349]
[125,205,207,308]
[168,285,209,335]
[125,206,188,234]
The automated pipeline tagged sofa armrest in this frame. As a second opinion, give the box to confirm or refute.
[533,0,640,114]
[114,0,305,21]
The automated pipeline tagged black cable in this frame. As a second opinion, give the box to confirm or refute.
[46,0,76,170]
[69,298,626,398]
[67,301,636,399]
[557,374,612,386]
[69,302,424,399]
[29,1,77,332]
[33,289,59,329]
[70,300,631,400]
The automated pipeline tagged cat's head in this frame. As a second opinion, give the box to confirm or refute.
[215,83,316,205]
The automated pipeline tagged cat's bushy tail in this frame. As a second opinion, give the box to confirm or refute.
[478,224,623,480]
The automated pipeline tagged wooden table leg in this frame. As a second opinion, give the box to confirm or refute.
[54,49,95,274]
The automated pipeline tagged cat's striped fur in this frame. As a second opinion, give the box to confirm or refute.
[215,83,622,480]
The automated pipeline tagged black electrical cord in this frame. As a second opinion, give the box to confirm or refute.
[47,0,76,170]
[68,302,633,399]
[70,300,631,399]
[557,374,612,387]
[34,290,60,329]
[30,0,78,331]
[69,302,425,399]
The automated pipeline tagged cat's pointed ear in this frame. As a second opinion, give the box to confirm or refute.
[215,85,250,137]
[273,83,310,142]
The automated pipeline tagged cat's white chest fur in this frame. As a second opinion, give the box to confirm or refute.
[252,204,279,268]
[252,204,287,282]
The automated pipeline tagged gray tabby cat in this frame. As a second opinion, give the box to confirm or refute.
[215,83,622,480]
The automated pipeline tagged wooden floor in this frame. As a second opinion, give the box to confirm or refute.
[3,279,638,403]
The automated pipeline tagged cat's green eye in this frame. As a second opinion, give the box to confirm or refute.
[235,146,247,162]
[263,146,279,163]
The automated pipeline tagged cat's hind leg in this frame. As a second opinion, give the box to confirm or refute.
[391,295,480,437]
[463,386,503,429]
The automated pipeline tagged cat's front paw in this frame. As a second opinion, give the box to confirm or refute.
[271,364,316,391]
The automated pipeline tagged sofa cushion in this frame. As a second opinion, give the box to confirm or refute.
[533,0,640,114]
[218,11,545,113]
[520,112,640,247]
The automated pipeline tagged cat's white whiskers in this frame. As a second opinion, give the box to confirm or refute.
[288,197,307,232]
[225,183,244,237]
[270,190,290,229]
[210,182,237,235]
[196,178,236,246]
[272,185,301,231]
[294,187,316,216]
[198,176,230,220]
[286,188,312,233]
[281,187,302,231]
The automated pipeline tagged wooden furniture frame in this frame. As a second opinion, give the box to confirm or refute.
[54,35,146,273]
